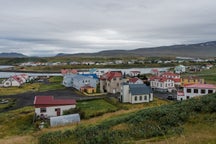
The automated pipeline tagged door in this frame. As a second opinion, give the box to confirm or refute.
[56,108,61,116]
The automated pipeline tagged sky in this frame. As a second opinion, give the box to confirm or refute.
[0,0,216,56]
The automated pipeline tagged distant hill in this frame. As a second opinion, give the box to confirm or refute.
[56,41,216,58]
[0,52,28,58]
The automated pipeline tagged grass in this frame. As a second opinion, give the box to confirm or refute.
[77,99,119,119]
[0,106,36,138]
[183,67,216,84]
[0,83,41,96]
[139,113,216,144]
[0,76,64,96]
[0,98,16,111]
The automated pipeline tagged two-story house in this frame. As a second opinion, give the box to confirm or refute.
[100,71,122,93]
[180,76,205,87]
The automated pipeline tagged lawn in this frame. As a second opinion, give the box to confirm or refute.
[0,106,35,138]
[77,99,119,119]
[0,76,65,96]
[183,67,216,84]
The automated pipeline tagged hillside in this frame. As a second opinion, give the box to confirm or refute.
[39,93,216,144]
[0,52,27,58]
[56,41,216,58]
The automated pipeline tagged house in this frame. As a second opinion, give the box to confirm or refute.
[177,84,216,101]
[181,76,205,87]
[151,68,159,75]
[120,84,153,104]
[174,65,186,74]
[61,69,78,75]
[63,74,97,90]
[129,71,141,77]
[149,76,175,92]
[80,85,96,94]
[100,71,122,93]
[2,75,25,87]
[128,77,143,84]
[161,72,181,86]
[34,96,76,117]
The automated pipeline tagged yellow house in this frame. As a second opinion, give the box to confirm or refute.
[80,85,96,94]
[181,76,204,87]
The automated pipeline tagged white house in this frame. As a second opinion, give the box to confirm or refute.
[149,76,175,92]
[3,75,23,87]
[129,71,141,77]
[175,65,186,74]
[128,77,143,84]
[120,84,153,104]
[63,74,97,90]
[177,84,216,101]
[34,96,76,118]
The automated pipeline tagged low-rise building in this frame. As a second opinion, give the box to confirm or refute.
[177,84,216,101]
[128,77,143,84]
[34,96,76,118]
[180,76,205,87]
[174,65,186,74]
[120,84,153,104]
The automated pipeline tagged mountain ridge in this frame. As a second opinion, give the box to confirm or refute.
[56,41,216,58]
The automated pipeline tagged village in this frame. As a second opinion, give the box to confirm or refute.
[0,62,215,128]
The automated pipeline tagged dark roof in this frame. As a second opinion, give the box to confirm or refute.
[129,84,152,95]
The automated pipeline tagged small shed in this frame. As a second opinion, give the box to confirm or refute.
[50,113,80,127]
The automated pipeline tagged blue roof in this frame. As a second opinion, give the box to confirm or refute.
[80,74,98,79]
[129,84,152,95]
[89,68,97,74]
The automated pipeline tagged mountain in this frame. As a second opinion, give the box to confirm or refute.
[0,52,28,58]
[56,41,216,58]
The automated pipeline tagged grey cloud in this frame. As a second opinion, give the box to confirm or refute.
[0,0,216,56]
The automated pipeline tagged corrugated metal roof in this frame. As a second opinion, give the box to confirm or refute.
[129,84,152,95]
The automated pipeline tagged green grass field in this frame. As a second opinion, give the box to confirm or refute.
[77,99,119,119]
[0,76,64,96]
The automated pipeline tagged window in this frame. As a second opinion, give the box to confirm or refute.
[134,96,137,101]
[208,90,213,94]
[194,89,198,93]
[139,96,142,101]
[186,96,190,99]
[187,89,191,93]
[144,96,147,100]
[113,78,116,81]
[201,89,205,94]
[40,108,46,113]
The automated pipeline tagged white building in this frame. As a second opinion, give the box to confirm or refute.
[34,96,76,118]
[175,65,186,74]
[177,84,216,101]
[120,84,153,104]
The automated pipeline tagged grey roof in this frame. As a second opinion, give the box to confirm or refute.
[129,84,152,95]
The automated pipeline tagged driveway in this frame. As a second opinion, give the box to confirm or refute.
[0,88,106,112]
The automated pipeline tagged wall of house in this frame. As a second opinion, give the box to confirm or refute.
[180,78,205,87]
[178,87,216,100]
[150,80,174,90]
[129,80,143,84]
[72,77,97,90]
[120,84,130,103]
[100,77,122,94]
[131,94,150,104]
[35,105,76,117]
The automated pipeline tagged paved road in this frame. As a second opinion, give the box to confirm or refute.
[0,88,109,112]
[153,91,177,100]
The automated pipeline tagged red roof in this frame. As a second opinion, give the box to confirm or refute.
[177,91,184,96]
[12,75,23,84]
[173,78,181,82]
[34,96,76,108]
[100,71,122,81]
[184,84,216,89]
[129,77,141,83]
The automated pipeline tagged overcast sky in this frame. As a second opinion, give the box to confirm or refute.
[0,0,216,56]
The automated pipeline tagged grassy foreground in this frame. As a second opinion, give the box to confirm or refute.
[39,93,216,144]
